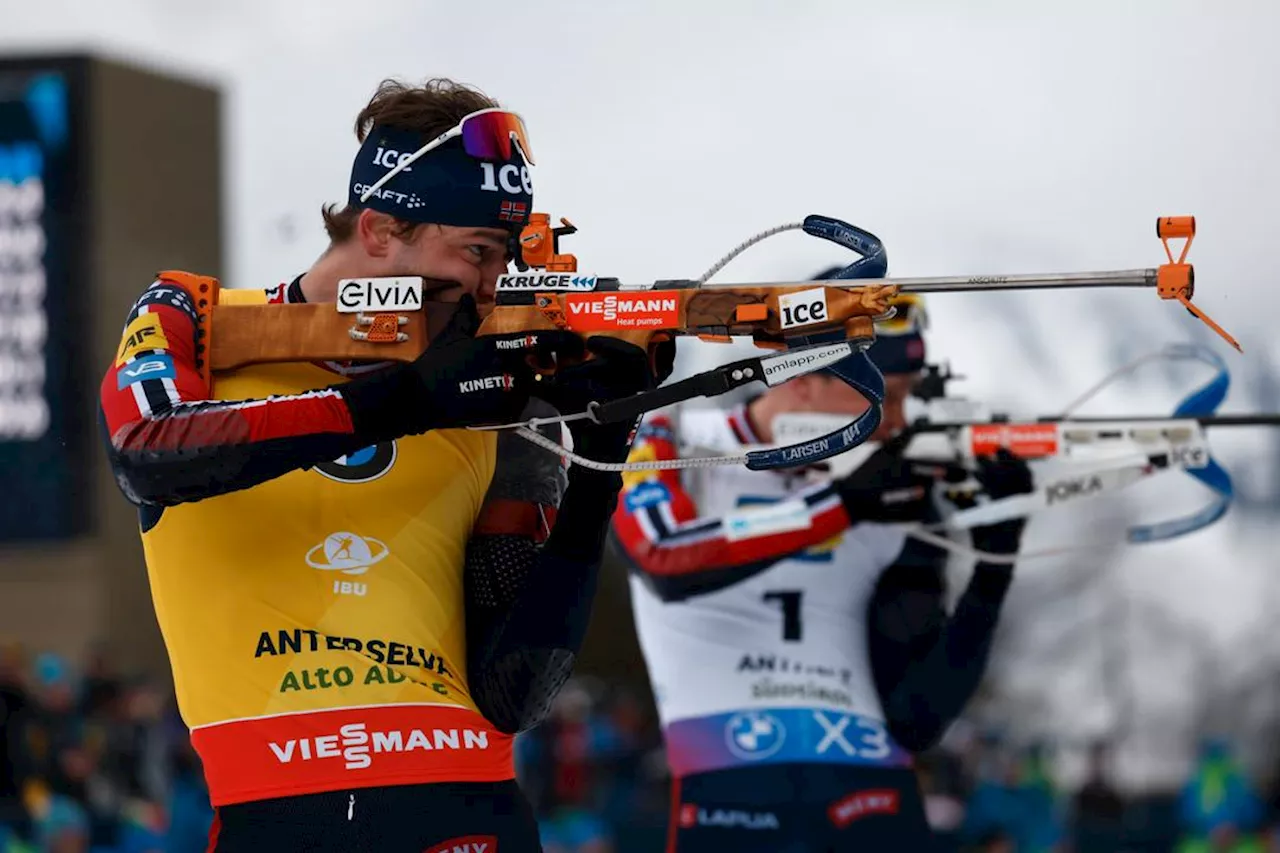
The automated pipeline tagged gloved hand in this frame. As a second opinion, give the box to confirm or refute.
[966,448,1035,559]
[339,294,558,440]
[533,335,676,464]
[834,434,965,525]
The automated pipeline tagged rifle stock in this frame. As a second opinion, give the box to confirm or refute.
[206,303,430,376]
[194,275,895,386]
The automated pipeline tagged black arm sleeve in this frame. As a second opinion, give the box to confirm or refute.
[868,538,1015,754]
[464,410,622,734]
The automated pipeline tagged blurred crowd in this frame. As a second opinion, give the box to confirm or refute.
[912,734,1277,853]
[0,643,211,853]
[7,641,1280,853]
[515,677,669,853]
[518,683,1280,853]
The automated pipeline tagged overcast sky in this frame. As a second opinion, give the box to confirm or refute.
[5,0,1279,782]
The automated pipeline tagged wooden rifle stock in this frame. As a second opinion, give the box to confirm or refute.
[195,271,897,387]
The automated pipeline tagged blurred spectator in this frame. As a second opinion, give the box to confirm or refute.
[521,681,617,853]
[14,653,118,849]
[1177,739,1265,853]
[961,739,1065,853]
[545,681,601,809]
[110,799,165,853]
[0,825,35,853]
[918,750,970,851]
[1012,743,1067,853]
[591,686,663,837]
[33,795,88,853]
[98,679,168,806]
[539,811,613,853]
[162,736,212,853]
[76,646,119,721]
[973,827,1016,853]
[1072,740,1127,853]
[516,678,678,853]
[960,734,1019,847]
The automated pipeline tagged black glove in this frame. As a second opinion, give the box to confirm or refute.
[533,335,674,464]
[966,448,1035,558]
[339,295,555,441]
[834,434,966,525]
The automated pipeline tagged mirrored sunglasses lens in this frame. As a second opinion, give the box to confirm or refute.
[460,113,506,160]
[460,112,535,165]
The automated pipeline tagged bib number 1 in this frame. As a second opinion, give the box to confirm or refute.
[763,590,803,642]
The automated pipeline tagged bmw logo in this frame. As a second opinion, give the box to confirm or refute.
[315,442,397,484]
[724,711,786,761]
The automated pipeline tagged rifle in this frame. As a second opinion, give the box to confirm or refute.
[771,344,1278,545]
[194,212,1239,471]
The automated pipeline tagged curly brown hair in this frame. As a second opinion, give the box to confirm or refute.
[322,78,500,244]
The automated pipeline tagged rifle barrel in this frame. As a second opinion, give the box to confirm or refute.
[1054,414,1280,427]
[909,414,1280,429]
[696,268,1159,293]
[893,269,1157,293]
[1202,414,1280,427]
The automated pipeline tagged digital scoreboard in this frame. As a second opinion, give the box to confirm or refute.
[0,60,89,543]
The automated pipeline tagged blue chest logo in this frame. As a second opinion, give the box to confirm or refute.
[315,442,397,483]
[724,711,787,761]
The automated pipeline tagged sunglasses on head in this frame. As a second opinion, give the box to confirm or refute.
[359,108,534,204]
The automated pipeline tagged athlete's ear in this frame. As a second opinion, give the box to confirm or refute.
[356,209,396,258]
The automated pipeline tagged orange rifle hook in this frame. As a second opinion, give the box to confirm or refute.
[1156,216,1242,353]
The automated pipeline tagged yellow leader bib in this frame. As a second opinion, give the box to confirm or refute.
[138,288,513,805]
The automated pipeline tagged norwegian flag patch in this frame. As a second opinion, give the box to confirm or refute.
[498,201,528,223]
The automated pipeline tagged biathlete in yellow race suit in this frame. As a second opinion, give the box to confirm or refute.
[97,79,668,853]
